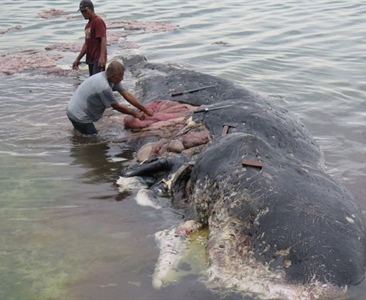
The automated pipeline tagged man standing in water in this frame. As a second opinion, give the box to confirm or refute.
[72,0,107,76]
[66,60,153,135]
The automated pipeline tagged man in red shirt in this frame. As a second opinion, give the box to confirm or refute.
[72,0,107,76]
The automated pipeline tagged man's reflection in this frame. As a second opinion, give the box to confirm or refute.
[69,134,128,184]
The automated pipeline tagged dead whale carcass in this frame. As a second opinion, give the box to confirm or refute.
[117,54,366,299]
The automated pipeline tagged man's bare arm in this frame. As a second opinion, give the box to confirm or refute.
[120,90,153,116]
[72,42,87,70]
[98,37,107,68]
[111,102,145,120]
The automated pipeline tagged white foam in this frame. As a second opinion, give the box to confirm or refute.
[136,188,162,209]
[116,176,147,192]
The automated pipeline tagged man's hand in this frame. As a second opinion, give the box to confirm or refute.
[134,111,145,120]
[98,56,106,69]
[144,108,154,116]
[72,60,80,70]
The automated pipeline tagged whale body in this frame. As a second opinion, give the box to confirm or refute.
[118,54,366,297]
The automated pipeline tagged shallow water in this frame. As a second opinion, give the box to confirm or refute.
[1,1,366,299]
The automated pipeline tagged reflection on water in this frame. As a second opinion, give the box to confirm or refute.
[69,135,121,184]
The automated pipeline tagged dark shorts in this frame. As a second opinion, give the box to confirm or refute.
[68,116,98,135]
[88,63,105,76]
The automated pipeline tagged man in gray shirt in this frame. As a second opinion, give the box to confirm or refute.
[67,60,153,134]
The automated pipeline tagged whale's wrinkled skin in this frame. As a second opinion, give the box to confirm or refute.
[117,54,366,299]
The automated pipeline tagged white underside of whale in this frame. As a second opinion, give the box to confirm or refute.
[116,175,346,300]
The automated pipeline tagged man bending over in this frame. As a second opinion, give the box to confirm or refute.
[66,60,153,135]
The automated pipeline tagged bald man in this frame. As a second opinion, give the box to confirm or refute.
[66,61,153,135]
